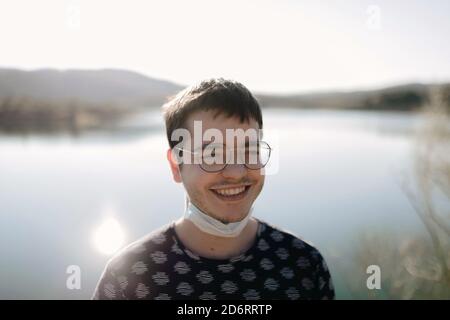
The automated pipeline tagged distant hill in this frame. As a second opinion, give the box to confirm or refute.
[1,68,447,111]
[0,68,184,108]
[0,68,448,134]
[0,68,185,133]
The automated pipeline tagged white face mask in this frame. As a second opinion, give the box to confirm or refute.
[184,196,253,238]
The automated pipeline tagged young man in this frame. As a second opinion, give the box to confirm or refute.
[93,78,334,300]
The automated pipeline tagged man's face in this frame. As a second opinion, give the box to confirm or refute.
[168,110,265,224]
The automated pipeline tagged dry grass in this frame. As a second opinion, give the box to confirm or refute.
[343,86,450,299]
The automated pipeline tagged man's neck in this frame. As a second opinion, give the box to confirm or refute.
[174,217,259,260]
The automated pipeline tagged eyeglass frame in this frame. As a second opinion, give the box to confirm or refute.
[173,141,272,173]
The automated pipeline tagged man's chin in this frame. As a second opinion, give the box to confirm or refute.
[204,196,252,223]
[211,210,250,224]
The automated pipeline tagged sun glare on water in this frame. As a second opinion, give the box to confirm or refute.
[93,217,125,255]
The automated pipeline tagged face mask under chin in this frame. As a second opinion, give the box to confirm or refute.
[183,196,253,238]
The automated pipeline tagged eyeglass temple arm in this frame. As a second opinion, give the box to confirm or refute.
[173,147,201,155]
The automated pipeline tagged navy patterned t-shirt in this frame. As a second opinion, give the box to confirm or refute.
[92,218,335,300]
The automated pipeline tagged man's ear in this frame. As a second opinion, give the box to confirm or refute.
[167,148,183,183]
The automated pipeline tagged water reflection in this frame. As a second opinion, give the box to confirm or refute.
[0,109,444,299]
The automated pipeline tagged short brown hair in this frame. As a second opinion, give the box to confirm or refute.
[162,78,263,149]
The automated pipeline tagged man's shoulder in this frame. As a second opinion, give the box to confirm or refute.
[255,219,335,299]
[256,218,327,264]
[105,222,175,273]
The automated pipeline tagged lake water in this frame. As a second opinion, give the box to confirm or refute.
[0,109,434,299]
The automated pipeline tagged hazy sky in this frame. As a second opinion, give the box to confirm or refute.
[0,0,449,93]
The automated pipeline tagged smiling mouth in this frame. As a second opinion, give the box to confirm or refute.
[209,185,251,201]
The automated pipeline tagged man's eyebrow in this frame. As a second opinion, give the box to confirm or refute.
[200,140,258,149]
[189,141,218,152]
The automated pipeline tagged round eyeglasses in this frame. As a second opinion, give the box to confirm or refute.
[174,141,272,173]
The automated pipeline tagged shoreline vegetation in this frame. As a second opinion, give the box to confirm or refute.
[0,68,449,134]
[257,83,450,112]
[0,96,137,135]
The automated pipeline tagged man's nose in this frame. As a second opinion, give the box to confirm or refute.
[221,163,247,179]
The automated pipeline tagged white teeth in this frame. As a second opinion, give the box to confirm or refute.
[214,186,246,196]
